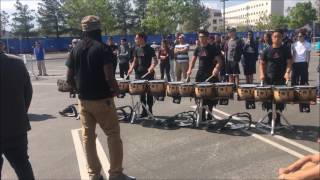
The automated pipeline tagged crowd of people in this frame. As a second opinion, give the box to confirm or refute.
[0,13,319,180]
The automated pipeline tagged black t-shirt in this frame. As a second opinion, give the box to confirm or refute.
[261,45,292,79]
[134,44,156,74]
[193,44,221,75]
[66,39,113,100]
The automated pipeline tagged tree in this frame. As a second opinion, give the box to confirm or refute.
[62,0,115,35]
[37,0,66,38]
[11,0,35,38]
[1,11,10,33]
[269,15,289,30]
[182,0,210,32]
[133,0,148,32]
[287,2,317,28]
[111,0,135,35]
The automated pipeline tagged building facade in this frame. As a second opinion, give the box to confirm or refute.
[224,0,284,28]
[207,8,224,32]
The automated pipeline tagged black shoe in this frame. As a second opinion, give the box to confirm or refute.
[109,173,136,180]
[266,112,272,125]
[140,111,148,118]
[275,113,284,127]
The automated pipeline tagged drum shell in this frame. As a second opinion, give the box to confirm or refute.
[237,85,256,100]
[215,83,234,98]
[179,84,195,97]
[166,82,183,97]
[117,80,130,94]
[148,81,167,96]
[195,84,215,99]
[294,86,317,102]
[254,87,273,101]
[273,87,295,103]
[129,81,148,95]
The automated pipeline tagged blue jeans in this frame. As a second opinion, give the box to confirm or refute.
[0,134,34,180]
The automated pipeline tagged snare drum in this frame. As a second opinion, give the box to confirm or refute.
[148,80,167,96]
[237,84,257,100]
[117,79,130,94]
[294,85,317,102]
[215,83,234,98]
[167,82,184,97]
[254,86,273,102]
[179,83,195,97]
[129,80,148,95]
[273,86,295,103]
[195,83,215,99]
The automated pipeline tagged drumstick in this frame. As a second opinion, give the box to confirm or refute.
[141,72,150,79]
[205,75,214,82]
[185,75,191,83]
[260,81,264,86]
[124,74,129,80]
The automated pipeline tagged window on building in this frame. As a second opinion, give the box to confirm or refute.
[213,19,217,24]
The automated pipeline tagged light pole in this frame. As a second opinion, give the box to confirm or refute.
[220,0,228,33]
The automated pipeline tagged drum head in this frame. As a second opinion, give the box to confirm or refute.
[168,81,184,85]
[196,83,213,87]
[294,85,317,89]
[181,83,194,86]
[239,84,257,88]
[149,80,167,83]
[256,86,272,89]
[131,80,147,84]
[215,82,234,86]
[274,86,294,90]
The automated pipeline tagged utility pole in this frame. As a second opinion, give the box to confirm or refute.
[220,0,228,33]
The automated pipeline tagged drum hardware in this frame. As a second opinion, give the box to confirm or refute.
[116,105,133,122]
[194,98,220,128]
[130,95,156,124]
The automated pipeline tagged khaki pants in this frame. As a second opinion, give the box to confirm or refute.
[37,60,47,75]
[175,61,188,81]
[78,98,123,178]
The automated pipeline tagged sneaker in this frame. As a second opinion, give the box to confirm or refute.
[140,110,148,118]
[109,173,136,180]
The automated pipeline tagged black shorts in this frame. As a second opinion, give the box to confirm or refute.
[225,61,240,75]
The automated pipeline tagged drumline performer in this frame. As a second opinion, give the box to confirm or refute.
[187,29,223,120]
[128,32,158,117]
[259,29,293,126]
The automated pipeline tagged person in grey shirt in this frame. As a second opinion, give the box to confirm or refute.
[225,28,243,87]
[118,38,130,79]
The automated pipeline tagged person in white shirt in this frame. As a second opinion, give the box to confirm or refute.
[291,31,311,86]
[174,34,190,81]
[291,31,312,112]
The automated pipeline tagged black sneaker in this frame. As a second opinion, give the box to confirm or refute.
[140,111,148,118]
[109,173,136,180]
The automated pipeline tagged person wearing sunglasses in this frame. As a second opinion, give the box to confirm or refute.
[291,31,312,111]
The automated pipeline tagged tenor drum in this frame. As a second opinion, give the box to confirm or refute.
[294,85,317,102]
[195,83,215,99]
[237,84,257,101]
[117,79,130,94]
[129,80,148,95]
[273,86,294,103]
[254,86,273,102]
[179,83,195,97]
[148,80,167,96]
[166,82,184,97]
[214,82,234,98]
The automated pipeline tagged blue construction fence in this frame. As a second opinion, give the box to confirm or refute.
[2,31,294,54]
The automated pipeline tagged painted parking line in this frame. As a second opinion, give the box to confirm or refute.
[71,129,89,180]
[211,114,305,158]
[211,108,320,154]
[71,128,110,180]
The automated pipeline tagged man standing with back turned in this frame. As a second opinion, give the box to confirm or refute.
[0,40,35,180]
[66,16,135,180]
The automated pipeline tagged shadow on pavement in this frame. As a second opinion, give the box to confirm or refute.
[277,125,320,143]
[28,114,56,121]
